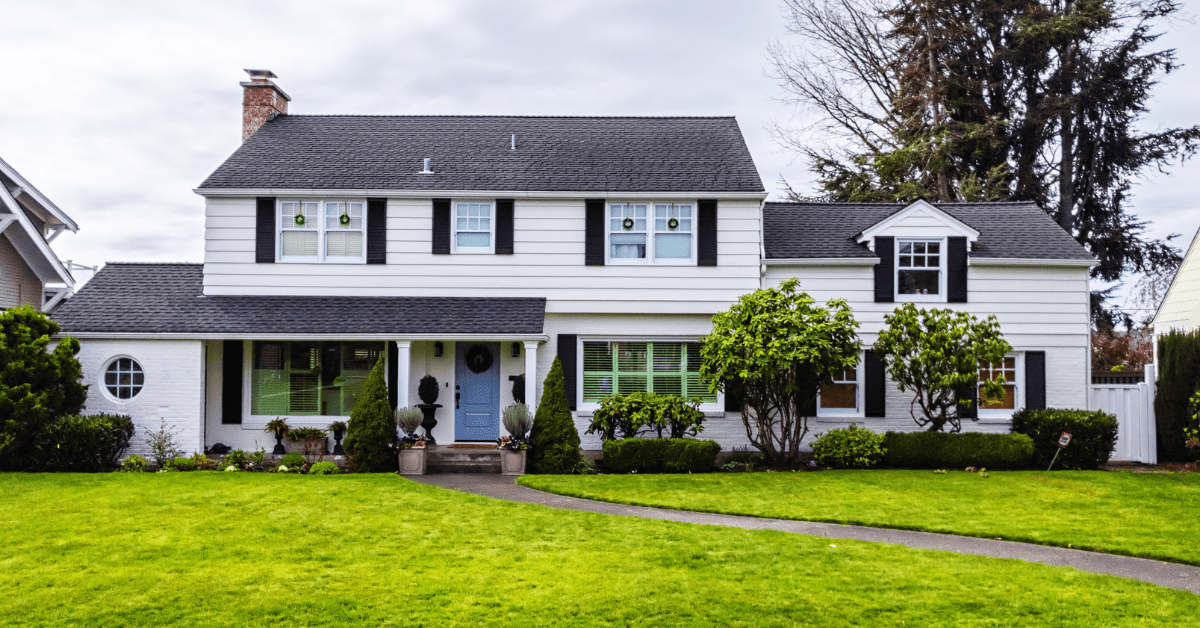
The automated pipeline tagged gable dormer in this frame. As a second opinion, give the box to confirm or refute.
[854,200,979,304]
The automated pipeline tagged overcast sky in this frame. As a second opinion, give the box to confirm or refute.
[2,0,1197,308]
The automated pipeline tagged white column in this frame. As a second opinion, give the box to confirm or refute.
[395,340,412,408]
[524,341,539,414]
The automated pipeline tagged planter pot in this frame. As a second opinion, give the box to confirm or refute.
[398,448,427,475]
[417,404,442,444]
[500,449,526,476]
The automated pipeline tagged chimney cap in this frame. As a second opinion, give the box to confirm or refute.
[244,69,278,80]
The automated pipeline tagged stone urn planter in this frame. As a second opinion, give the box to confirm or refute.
[398,447,427,475]
[500,449,526,476]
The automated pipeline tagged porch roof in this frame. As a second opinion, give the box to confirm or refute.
[51,263,546,337]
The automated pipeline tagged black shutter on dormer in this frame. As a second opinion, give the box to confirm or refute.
[255,197,275,263]
[585,200,605,266]
[874,236,894,302]
[222,340,243,424]
[948,236,968,302]
[864,350,886,418]
[1025,351,1046,410]
[432,199,451,254]
[558,334,578,410]
[698,199,718,266]
[367,198,387,264]
[496,199,514,254]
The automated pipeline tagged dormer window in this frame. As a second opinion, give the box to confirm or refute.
[897,238,944,299]
[278,199,365,262]
[607,202,695,264]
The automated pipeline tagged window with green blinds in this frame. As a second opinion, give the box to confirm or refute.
[582,341,715,403]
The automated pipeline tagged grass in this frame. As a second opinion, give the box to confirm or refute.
[519,469,1200,566]
[0,474,1196,626]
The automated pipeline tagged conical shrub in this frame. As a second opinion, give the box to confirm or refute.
[528,357,583,474]
[343,356,397,472]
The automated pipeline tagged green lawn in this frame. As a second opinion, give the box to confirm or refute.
[0,474,1195,626]
[519,470,1200,566]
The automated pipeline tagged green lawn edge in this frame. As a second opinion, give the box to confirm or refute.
[517,473,1200,567]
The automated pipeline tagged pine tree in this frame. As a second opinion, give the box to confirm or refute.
[343,356,397,472]
[527,357,582,474]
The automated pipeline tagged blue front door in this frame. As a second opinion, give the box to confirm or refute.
[455,342,500,441]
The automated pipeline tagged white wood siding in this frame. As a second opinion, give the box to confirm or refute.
[202,196,762,314]
[0,233,40,308]
[1155,228,1200,333]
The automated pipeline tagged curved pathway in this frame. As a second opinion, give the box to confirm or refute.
[413,474,1200,594]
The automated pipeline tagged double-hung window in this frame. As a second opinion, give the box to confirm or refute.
[278,199,366,262]
[978,356,1018,415]
[818,365,860,415]
[581,341,716,405]
[453,201,494,253]
[250,341,384,417]
[897,239,943,299]
[608,202,695,263]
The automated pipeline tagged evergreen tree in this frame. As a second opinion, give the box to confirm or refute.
[0,306,87,471]
[343,356,397,473]
[527,357,582,474]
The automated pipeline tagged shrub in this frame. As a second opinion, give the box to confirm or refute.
[1011,408,1118,470]
[602,439,721,474]
[344,356,398,473]
[1155,331,1200,462]
[811,424,886,469]
[144,419,183,468]
[308,461,340,475]
[588,393,705,441]
[394,407,423,437]
[120,454,150,472]
[527,357,583,474]
[881,431,1034,469]
[192,453,218,470]
[417,375,439,405]
[502,403,532,440]
[277,453,307,473]
[170,457,198,471]
[34,414,135,472]
[222,449,248,470]
[288,427,327,462]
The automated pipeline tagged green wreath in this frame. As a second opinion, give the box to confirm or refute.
[668,217,679,230]
[622,217,634,230]
[293,214,306,227]
[339,213,351,226]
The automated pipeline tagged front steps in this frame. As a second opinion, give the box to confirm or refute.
[426,446,502,474]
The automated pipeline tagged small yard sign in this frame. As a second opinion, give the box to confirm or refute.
[1047,432,1073,471]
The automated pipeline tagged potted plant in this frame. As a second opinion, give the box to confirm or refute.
[395,406,428,475]
[328,420,348,455]
[288,427,328,464]
[498,403,532,475]
[416,374,442,444]
[265,417,290,455]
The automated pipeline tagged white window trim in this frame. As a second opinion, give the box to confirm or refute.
[100,355,145,403]
[978,352,1023,421]
[451,200,496,255]
[575,336,722,414]
[604,201,698,266]
[895,237,947,303]
[817,353,865,418]
[277,199,367,264]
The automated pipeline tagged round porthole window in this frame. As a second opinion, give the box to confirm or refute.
[104,357,144,400]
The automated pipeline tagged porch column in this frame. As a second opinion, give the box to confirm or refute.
[524,340,539,415]
[395,340,412,408]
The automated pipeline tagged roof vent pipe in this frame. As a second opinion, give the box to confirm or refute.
[511,134,516,150]
[420,158,433,174]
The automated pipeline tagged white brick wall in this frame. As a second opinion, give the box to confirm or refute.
[76,339,205,458]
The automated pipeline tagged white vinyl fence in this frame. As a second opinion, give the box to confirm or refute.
[1090,364,1157,464]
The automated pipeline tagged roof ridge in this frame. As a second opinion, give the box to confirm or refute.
[102,261,202,266]
[765,201,1038,206]
[274,114,740,120]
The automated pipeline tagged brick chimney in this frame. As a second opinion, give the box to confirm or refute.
[241,69,291,142]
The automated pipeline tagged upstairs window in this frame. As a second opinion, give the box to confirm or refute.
[607,202,695,264]
[279,200,366,262]
[453,202,494,253]
[897,239,943,299]
[582,341,716,404]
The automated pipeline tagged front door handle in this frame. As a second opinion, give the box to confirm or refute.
[455,392,460,409]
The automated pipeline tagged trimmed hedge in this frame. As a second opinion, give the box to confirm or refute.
[1011,408,1118,470]
[35,414,134,472]
[602,439,721,474]
[1155,331,1200,462]
[881,431,1033,470]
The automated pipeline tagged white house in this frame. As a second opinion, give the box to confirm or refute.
[0,155,78,311]
[51,70,1096,457]
[1153,224,1200,336]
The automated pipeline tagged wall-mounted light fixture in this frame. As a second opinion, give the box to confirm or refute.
[511,342,521,358]
[434,342,444,358]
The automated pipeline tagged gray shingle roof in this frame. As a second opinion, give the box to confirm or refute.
[763,201,1094,261]
[52,263,545,336]
[198,115,764,193]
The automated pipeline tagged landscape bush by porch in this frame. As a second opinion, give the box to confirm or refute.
[527,357,583,474]
[307,461,339,475]
[811,425,886,469]
[1155,331,1200,462]
[276,453,306,472]
[343,356,397,473]
[587,393,705,441]
[32,414,134,472]
[1011,409,1118,470]
[881,432,1033,469]
[601,438,721,473]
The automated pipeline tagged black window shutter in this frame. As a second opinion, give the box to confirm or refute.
[958,383,978,420]
[723,378,743,412]
[874,236,895,302]
[222,340,243,424]
[255,197,275,263]
[584,199,605,266]
[803,394,817,418]
[388,341,399,410]
[432,198,451,254]
[367,198,387,264]
[864,350,886,417]
[698,199,718,266]
[558,333,578,410]
[495,199,514,254]
[948,236,968,303]
[1025,351,1046,410]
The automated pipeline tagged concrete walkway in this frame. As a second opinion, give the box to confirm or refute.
[412,473,1200,594]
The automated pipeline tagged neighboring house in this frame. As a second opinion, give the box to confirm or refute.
[51,70,1095,456]
[0,156,78,311]
[1153,224,1200,336]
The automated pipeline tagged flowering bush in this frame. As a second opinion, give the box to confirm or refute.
[497,436,527,451]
